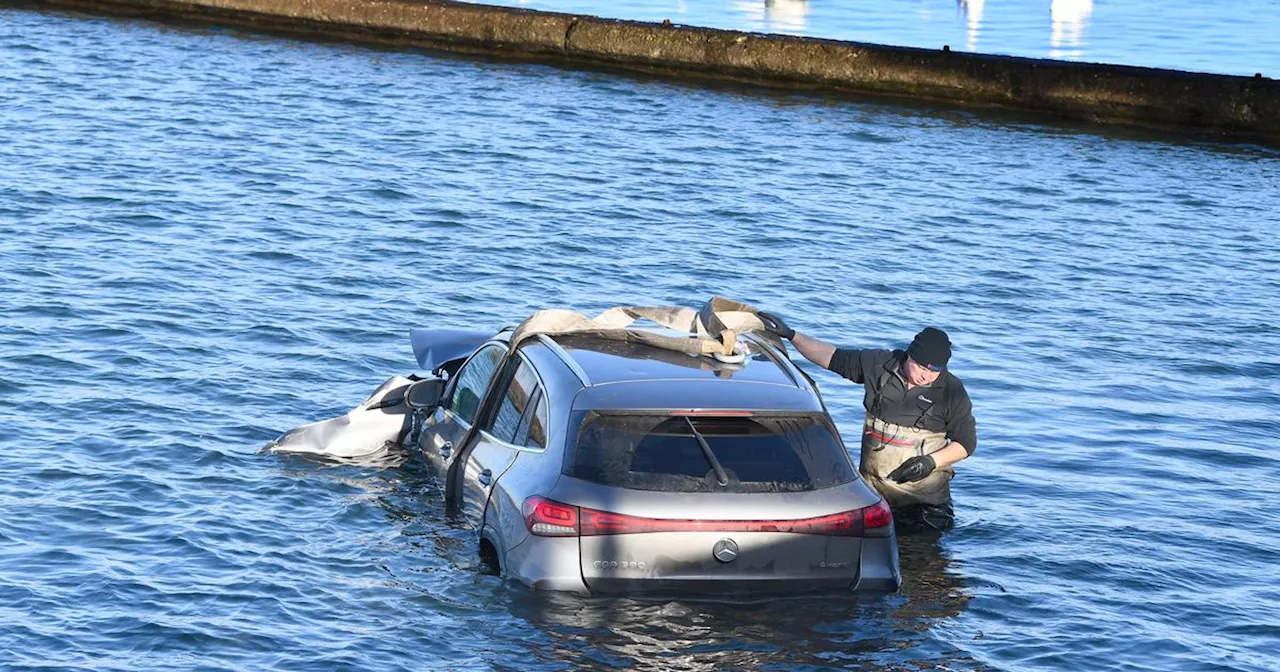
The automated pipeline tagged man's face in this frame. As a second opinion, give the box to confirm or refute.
[904,356,942,386]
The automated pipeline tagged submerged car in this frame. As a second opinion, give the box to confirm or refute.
[398,325,902,596]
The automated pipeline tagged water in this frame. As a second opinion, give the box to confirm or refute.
[472,0,1280,76]
[2,6,1280,671]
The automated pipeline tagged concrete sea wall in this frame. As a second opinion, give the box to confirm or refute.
[35,0,1280,144]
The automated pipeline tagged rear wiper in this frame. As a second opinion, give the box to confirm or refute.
[684,416,730,487]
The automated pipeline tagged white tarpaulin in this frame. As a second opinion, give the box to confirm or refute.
[509,296,777,358]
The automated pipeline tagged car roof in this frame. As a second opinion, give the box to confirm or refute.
[549,333,802,388]
[514,333,825,413]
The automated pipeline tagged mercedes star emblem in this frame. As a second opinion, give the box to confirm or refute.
[712,538,739,563]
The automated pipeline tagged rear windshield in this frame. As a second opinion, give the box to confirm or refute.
[568,413,856,493]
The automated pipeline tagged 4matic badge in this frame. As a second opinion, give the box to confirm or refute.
[593,560,646,570]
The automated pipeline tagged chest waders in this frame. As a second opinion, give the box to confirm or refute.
[860,417,953,507]
[860,370,954,508]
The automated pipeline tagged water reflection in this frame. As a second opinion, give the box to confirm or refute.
[501,531,975,669]
[1050,0,1093,59]
[959,0,985,52]
[733,0,809,33]
[959,0,1094,60]
[895,531,972,623]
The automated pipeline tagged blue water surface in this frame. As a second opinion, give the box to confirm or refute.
[1,5,1279,671]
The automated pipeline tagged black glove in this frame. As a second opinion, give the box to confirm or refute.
[887,454,936,483]
[756,311,796,340]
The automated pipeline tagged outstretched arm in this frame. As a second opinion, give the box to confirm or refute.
[758,311,837,369]
[791,331,836,369]
[757,311,839,370]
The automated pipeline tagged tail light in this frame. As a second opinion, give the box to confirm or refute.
[863,499,893,530]
[524,497,892,537]
[523,496,579,537]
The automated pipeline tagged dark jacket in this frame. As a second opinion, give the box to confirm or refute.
[828,348,978,454]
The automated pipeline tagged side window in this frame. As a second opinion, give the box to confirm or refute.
[446,345,505,425]
[515,390,548,450]
[526,395,548,449]
[488,358,538,443]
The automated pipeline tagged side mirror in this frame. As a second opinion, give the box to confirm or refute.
[405,378,446,410]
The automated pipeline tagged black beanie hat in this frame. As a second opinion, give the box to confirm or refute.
[907,327,951,370]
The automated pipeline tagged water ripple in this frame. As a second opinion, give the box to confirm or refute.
[1,6,1278,672]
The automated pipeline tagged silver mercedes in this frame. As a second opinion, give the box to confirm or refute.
[402,328,901,596]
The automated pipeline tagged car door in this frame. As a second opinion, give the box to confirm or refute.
[456,354,542,529]
[417,343,507,480]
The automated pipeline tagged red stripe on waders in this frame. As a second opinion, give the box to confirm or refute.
[865,430,916,447]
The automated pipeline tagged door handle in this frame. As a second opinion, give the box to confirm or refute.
[440,441,453,459]
[478,469,493,487]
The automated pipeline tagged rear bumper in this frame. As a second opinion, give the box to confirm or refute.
[851,536,901,592]
[576,532,899,596]
[584,539,901,596]
[505,536,590,595]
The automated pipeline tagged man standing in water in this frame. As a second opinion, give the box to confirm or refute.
[757,313,977,531]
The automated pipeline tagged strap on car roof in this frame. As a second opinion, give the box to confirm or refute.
[509,296,780,357]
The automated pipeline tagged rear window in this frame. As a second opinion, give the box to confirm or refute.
[568,413,856,493]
